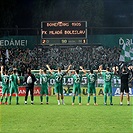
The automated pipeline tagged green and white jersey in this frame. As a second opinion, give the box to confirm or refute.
[9,74,20,87]
[40,74,50,86]
[86,73,97,86]
[1,74,9,88]
[72,74,82,86]
[102,72,113,86]
[52,72,66,84]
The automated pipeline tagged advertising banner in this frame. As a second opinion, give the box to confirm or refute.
[112,88,133,96]
[0,86,51,96]
[0,86,133,96]
[0,36,37,49]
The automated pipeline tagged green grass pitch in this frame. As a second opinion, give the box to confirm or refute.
[0,96,133,133]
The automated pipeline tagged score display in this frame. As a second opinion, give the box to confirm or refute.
[41,21,87,45]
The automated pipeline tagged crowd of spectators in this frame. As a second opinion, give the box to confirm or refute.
[0,45,122,75]
[0,48,38,75]
[45,46,121,70]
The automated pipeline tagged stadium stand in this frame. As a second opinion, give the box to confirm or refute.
[1,45,121,75]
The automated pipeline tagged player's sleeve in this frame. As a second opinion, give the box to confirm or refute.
[1,74,4,81]
[17,75,20,80]
[8,77,11,87]
[85,73,88,77]
[17,75,20,85]
[1,73,3,78]
[111,72,114,75]
[46,74,49,79]
[101,72,105,77]
[62,72,66,76]
[9,75,12,81]
[40,76,42,85]
[52,72,55,76]
[95,73,97,80]
[80,74,82,79]
[47,74,50,85]
[72,75,74,79]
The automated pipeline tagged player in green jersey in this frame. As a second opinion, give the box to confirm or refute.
[39,69,50,104]
[9,68,20,105]
[80,66,98,106]
[46,64,71,105]
[0,66,9,105]
[72,69,82,106]
[99,65,115,105]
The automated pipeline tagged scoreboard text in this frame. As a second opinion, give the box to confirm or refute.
[41,21,87,44]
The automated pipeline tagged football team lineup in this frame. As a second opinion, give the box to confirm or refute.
[0,65,132,106]
[1,1,133,132]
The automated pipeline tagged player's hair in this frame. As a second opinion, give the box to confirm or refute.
[90,69,93,74]
[106,67,110,71]
[58,67,61,72]
[122,67,127,71]
[4,70,8,75]
[27,68,31,74]
[43,69,47,73]
[75,69,79,74]
[13,69,17,74]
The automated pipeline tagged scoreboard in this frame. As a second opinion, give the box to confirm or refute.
[41,21,87,45]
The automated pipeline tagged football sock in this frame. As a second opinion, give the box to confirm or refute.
[9,96,12,103]
[1,97,3,103]
[94,96,96,103]
[104,94,107,104]
[16,96,19,104]
[40,96,43,102]
[78,96,81,103]
[46,96,49,103]
[72,96,75,103]
[57,100,60,104]
[87,96,90,103]
[110,93,112,103]
[62,99,64,104]
[5,97,8,103]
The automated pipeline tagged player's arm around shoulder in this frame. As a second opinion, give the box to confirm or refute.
[94,72,97,80]
[98,65,103,75]
[1,66,4,75]
[80,66,87,75]
[9,74,12,82]
[17,75,20,85]
[46,64,54,74]
[65,64,72,74]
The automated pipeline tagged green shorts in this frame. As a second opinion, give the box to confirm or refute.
[54,83,63,94]
[104,85,112,94]
[73,85,81,94]
[2,86,9,94]
[88,85,96,94]
[10,85,18,94]
[40,85,48,95]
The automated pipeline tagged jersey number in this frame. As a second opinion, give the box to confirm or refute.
[43,77,47,83]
